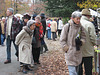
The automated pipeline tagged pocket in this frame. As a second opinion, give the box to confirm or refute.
[63,45,69,53]
[22,45,28,51]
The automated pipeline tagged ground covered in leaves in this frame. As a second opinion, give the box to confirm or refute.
[33,38,69,75]
[32,38,96,75]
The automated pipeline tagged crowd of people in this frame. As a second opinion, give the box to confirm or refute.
[0,7,64,74]
[0,7,98,75]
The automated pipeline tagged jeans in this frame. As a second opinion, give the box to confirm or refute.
[78,57,93,75]
[68,65,78,75]
[1,34,5,45]
[6,36,18,61]
[47,29,51,39]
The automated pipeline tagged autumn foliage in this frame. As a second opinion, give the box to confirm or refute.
[77,0,100,10]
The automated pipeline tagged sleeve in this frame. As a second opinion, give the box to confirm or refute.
[55,22,57,31]
[15,30,25,45]
[80,27,86,45]
[60,24,69,47]
[88,23,96,46]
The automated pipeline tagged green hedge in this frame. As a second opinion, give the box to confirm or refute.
[62,17,70,25]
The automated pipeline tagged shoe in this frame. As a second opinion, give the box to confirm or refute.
[25,66,33,71]
[22,69,27,74]
[53,39,56,41]
[44,49,48,53]
[20,64,23,67]
[1,44,5,46]
[48,38,52,40]
[37,62,40,64]
[4,60,11,64]
[34,62,37,65]
[30,64,34,68]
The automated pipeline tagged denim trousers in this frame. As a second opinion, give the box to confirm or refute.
[68,65,78,75]
[6,36,18,61]
[47,29,51,39]
[1,34,5,45]
[78,57,93,75]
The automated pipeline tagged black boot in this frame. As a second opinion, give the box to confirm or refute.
[40,45,43,54]
[22,65,28,74]
[25,65,33,71]
[44,44,48,52]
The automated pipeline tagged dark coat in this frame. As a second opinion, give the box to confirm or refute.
[41,18,46,35]
[32,23,43,48]
[5,16,20,40]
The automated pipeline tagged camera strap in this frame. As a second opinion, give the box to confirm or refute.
[76,27,82,39]
[67,23,70,33]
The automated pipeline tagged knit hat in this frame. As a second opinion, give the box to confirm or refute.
[82,9,91,16]
[27,20,36,28]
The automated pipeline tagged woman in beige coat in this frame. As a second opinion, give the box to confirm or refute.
[51,19,57,41]
[60,11,86,75]
[15,20,36,74]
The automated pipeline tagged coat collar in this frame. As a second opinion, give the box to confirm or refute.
[70,19,81,27]
[81,16,90,21]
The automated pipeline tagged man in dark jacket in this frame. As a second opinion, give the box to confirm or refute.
[4,8,20,64]
[40,13,48,54]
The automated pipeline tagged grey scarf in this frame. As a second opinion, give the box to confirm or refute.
[23,26,33,36]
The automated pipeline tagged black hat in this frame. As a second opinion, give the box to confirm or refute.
[23,14,31,20]
[40,13,45,18]
[32,13,37,20]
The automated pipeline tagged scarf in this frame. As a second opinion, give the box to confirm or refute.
[23,26,33,36]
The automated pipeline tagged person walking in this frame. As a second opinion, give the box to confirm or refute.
[40,13,48,53]
[60,11,86,75]
[4,8,20,64]
[47,21,51,40]
[51,19,57,41]
[78,9,96,75]
[15,20,36,74]
[58,17,63,36]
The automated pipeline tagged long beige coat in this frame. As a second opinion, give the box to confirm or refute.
[80,16,96,57]
[15,29,33,64]
[60,20,86,66]
[51,21,57,32]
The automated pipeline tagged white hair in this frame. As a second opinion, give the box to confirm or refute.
[7,8,14,14]
[71,11,82,18]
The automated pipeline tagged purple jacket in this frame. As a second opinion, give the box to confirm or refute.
[5,16,20,40]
